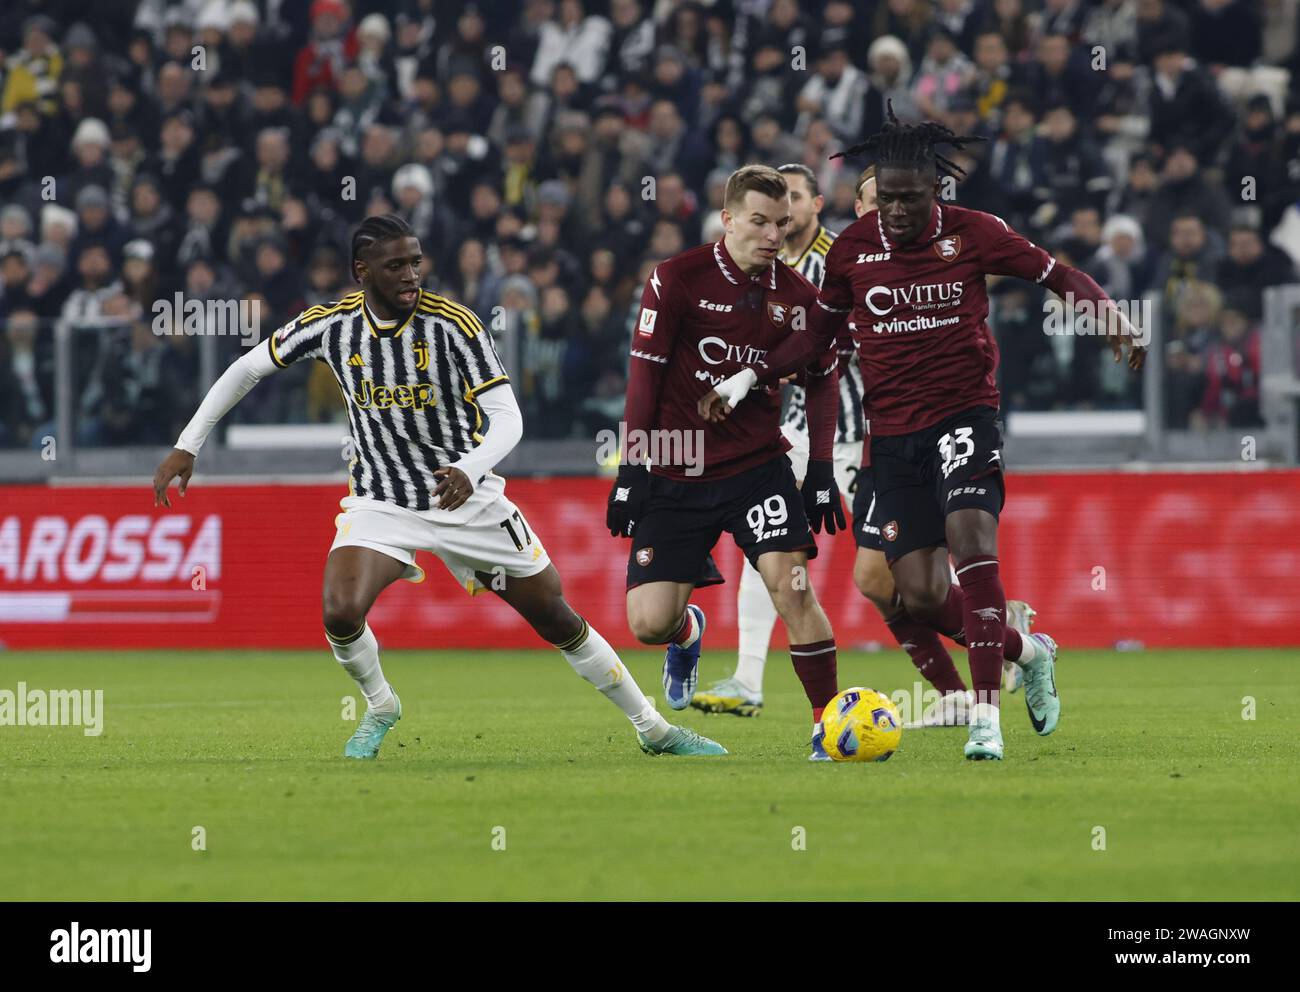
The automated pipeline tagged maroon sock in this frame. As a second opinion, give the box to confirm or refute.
[884,611,967,693]
[928,584,967,645]
[790,640,838,722]
[1004,626,1025,662]
[954,556,1006,704]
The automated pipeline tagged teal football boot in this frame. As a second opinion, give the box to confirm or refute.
[344,693,402,759]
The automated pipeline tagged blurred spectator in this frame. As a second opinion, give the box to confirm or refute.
[120,239,158,314]
[1147,36,1234,165]
[1151,212,1224,316]
[1040,104,1114,221]
[986,93,1049,233]
[1054,206,1104,268]
[292,0,357,106]
[795,41,870,144]
[2,15,63,116]
[1190,0,1262,70]
[0,245,36,317]
[65,118,115,204]
[1024,33,1095,119]
[872,0,935,67]
[970,31,1025,127]
[0,309,55,449]
[1136,0,1192,65]
[604,0,656,89]
[530,1,611,89]
[1147,145,1232,251]
[1088,214,1155,301]
[62,243,122,322]
[1198,293,1262,428]
[1225,94,1288,233]
[982,0,1035,60]
[128,174,181,275]
[866,35,918,123]
[1216,225,1297,319]
[1041,0,1090,41]
[78,318,190,446]
[1164,279,1220,428]
[70,185,129,265]
[488,69,549,148]
[912,29,975,122]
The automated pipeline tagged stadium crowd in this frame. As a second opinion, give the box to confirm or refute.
[0,0,1295,449]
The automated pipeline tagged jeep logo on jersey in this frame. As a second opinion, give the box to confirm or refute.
[698,336,768,366]
[934,236,962,262]
[353,378,437,410]
[864,281,964,317]
[767,301,788,326]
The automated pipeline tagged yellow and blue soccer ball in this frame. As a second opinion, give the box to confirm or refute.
[822,687,902,762]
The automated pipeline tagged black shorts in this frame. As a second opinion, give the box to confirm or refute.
[870,405,1006,562]
[627,456,817,589]
[849,464,885,552]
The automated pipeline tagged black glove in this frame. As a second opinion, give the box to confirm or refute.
[606,463,650,537]
[803,459,847,535]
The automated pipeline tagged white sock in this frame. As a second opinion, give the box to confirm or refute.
[734,557,777,693]
[972,701,1001,728]
[560,619,671,742]
[1011,631,1038,665]
[327,623,396,712]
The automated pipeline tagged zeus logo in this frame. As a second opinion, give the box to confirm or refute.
[698,337,768,366]
[413,340,429,371]
[864,281,964,316]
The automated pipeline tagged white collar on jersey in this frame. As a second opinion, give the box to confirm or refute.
[877,203,944,252]
[714,239,777,290]
[364,300,400,329]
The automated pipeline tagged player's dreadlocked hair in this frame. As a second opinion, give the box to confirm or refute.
[350,214,415,279]
[831,101,986,182]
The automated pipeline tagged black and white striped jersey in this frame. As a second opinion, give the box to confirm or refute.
[780,225,867,444]
[267,290,510,510]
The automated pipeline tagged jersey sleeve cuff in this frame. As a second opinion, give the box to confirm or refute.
[267,334,288,368]
[467,375,510,397]
[816,298,851,314]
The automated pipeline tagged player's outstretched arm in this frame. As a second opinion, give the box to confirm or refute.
[152,343,280,507]
[698,301,847,423]
[1044,263,1146,371]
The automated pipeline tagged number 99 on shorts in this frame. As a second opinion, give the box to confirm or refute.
[747,495,789,541]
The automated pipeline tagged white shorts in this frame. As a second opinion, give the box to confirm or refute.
[329,472,551,596]
[781,424,863,494]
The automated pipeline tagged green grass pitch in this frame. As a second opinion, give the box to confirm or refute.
[1,647,1296,901]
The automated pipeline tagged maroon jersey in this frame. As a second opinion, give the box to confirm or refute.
[624,239,826,481]
[817,203,1058,435]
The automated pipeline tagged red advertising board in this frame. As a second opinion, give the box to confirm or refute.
[1,471,1298,650]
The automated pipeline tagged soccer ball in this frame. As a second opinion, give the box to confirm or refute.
[822,687,902,762]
